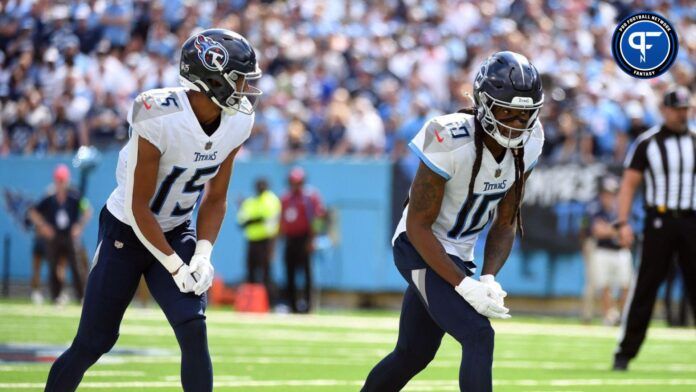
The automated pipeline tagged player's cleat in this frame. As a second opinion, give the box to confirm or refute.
[56,291,70,307]
[273,304,291,314]
[604,307,621,326]
[612,355,629,371]
[31,290,44,305]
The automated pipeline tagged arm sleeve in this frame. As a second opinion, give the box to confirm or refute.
[407,119,454,180]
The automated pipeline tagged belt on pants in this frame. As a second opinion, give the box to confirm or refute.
[645,207,696,219]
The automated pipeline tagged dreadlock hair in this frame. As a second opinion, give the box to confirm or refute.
[457,106,526,236]
[511,144,525,236]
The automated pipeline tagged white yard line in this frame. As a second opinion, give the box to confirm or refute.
[1,303,693,342]
[85,370,146,377]
[2,378,696,389]
[6,353,692,374]
[497,379,696,386]
[0,365,45,372]
[5,352,693,374]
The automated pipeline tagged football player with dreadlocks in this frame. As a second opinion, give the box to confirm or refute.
[44,29,261,392]
[362,51,544,392]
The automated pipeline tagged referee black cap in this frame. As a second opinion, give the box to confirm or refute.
[662,85,691,108]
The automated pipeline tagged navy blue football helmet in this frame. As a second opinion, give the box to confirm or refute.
[179,28,262,115]
[473,51,544,148]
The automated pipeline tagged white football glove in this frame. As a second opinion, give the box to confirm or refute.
[189,240,214,296]
[162,253,196,293]
[189,255,214,296]
[480,274,507,307]
[171,263,197,293]
[455,277,510,319]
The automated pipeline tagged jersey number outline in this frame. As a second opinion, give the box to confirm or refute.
[446,121,470,139]
[160,96,179,107]
[447,191,507,239]
[150,165,220,216]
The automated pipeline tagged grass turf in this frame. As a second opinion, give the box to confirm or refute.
[0,301,694,391]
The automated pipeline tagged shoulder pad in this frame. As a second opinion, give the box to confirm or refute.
[131,89,183,123]
[531,121,545,140]
[422,113,475,152]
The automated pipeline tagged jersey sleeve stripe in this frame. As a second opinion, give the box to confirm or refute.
[408,141,452,180]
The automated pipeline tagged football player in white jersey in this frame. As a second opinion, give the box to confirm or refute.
[363,51,544,392]
[45,29,262,392]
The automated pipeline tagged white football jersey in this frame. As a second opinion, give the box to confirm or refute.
[107,87,254,231]
[393,112,544,263]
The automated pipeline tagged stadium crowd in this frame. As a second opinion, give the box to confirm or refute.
[0,0,694,172]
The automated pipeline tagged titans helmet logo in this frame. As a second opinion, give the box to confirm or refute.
[194,35,229,71]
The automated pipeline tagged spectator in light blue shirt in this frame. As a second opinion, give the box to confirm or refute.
[162,0,184,28]
[397,100,429,143]
[100,0,132,48]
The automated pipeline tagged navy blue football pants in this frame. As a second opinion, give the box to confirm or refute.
[362,234,494,392]
[45,207,211,391]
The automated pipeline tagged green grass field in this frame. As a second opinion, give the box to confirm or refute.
[0,301,694,391]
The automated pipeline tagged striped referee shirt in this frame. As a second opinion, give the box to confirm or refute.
[624,125,696,211]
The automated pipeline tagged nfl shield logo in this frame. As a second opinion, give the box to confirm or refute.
[205,141,213,150]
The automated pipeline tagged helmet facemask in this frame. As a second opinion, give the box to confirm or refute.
[218,65,262,115]
[477,91,543,149]
[181,62,262,115]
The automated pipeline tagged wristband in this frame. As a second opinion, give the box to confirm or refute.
[194,239,213,258]
[161,252,184,274]
[480,274,495,283]
[455,276,474,292]
[612,221,627,229]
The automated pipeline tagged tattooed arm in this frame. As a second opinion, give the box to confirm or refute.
[481,171,532,276]
[406,162,467,287]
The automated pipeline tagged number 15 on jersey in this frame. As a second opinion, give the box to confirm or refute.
[150,165,220,217]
